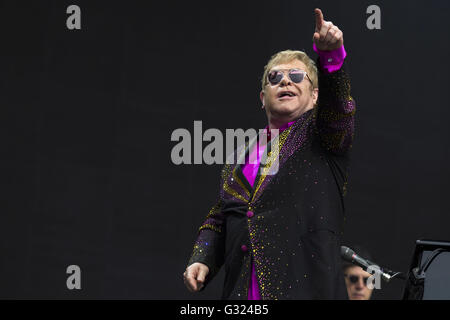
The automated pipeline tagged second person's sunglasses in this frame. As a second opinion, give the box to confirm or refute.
[345,274,370,286]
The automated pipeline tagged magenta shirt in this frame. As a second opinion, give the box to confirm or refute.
[243,45,347,300]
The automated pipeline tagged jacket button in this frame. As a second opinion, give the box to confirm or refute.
[241,245,248,252]
[247,211,254,218]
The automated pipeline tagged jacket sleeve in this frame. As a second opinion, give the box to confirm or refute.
[315,57,356,155]
[187,166,229,289]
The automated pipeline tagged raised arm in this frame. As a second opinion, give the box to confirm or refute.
[313,8,356,155]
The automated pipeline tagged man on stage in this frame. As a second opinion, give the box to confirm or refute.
[183,8,356,299]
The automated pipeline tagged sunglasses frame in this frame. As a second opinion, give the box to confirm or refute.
[266,68,312,86]
[345,274,371,286]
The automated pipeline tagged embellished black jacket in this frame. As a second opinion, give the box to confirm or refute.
[187,58,356,300]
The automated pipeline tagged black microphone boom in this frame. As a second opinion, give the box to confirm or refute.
[340,246,403,282]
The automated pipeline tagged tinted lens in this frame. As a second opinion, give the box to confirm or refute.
[348,275,370,286]
[289,69,305,83]
[268,71,283,85]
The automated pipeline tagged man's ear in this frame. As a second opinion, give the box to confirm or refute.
[312,88,319,106]
[260,90,265,108]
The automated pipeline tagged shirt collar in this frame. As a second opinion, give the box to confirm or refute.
[265,120,296,139]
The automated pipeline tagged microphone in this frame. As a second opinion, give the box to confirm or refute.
[340,246,395,282]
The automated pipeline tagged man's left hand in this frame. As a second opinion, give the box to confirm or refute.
[313,8,344,51]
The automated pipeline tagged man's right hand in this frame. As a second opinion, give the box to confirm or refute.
[183,262,210,292]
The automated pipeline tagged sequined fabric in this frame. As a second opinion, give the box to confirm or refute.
[188,58,355,299]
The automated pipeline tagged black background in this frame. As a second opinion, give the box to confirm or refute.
[1,0,449,299]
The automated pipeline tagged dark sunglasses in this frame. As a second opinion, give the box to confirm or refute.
[267,68,312,86]
[345,274,370,285]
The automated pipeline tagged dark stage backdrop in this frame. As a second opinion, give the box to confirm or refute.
[1,0,449,299]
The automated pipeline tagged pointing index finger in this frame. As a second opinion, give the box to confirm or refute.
[315,8,324,30]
